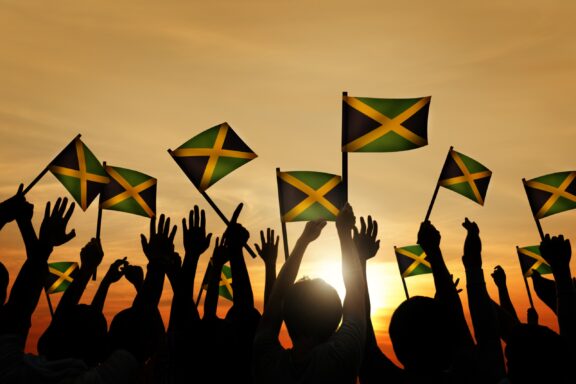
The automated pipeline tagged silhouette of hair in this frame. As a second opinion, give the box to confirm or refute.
[389,296,454,373]
[38,304,107,366]
[0,261,8,306]
[108,307,165,363]
[506,324,571,383]
[282,278,342,342]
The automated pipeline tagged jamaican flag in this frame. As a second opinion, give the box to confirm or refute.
[523,171,576,219]
[46,262,79,294]
[438,148,492,206]
[169,123,257,191]
[342,95,431,152]
[517,245,552,277]
[277,170,345,222]
[395,245,432,278]
[100,165,156,218]
[201,263,233,301]
[49,136,109,211]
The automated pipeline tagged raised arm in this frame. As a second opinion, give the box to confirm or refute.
[255,228,279,310]
[257,219,326,337]
[530,270,558,314]
[91,257,128,313]
[203,237,229,320]
[491,265,519,322]
[461,218,506,383]
[539,234,576,342]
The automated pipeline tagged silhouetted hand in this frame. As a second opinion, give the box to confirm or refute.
[0,184,27,229]
[255,228,279,267]
[301,219,327,243]
[491,266,507,288]
[336,203,355,234]
[223,204,249,250]
[417,220,441,261]
[80,238,104,271]
[182,205,212,257]
[162,251,182,282]
[211,237,230,266]
[104,257,128,284]
[141,214,178,264]
[452,274,463,294]
[124,264,144,290]
[353,215,380,261]
[39,197,76,247]
[527,307,539,325]
[462,218,482,270]
[540,234,571,272]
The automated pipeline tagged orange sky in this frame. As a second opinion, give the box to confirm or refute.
[1,0,576,363]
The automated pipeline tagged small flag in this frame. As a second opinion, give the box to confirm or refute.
[438,148,492,205]
[523,171,576,219]
[100,165,157,218]
[517,246,552,277]
[46,262,79,294]
[342,95,431,152]
[395,245,432,278]
[169,123,257,191]
[202,263,233,301]
[277,171,345,222]
[49,137,109,210]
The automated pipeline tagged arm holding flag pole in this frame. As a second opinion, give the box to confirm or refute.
[517,247,535,309]
[342,91,349,203]
[424,146,453,221]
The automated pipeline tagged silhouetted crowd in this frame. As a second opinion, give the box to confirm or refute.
[0,185,574,383]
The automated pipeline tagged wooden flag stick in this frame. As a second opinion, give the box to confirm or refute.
[342,91,349,203]
[522,178,545,240]
[516,246,535,308]
[23,134,82,195]
[394,247,410,299]
[276,168,290,261]
[44,288,54,318]
[424,146,453,221]
[195,286,204,307]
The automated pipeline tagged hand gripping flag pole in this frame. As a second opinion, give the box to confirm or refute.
[516,246,536,309]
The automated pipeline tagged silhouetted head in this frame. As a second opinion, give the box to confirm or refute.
[0,261,8,305]
[108,307,165,363]
[506,324,572,383]
[38,304,107,366]
[282,278,342,343]
[389,296,454,373]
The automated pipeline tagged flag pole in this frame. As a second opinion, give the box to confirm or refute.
[342,91,349,203]
[90,162,106,281]
[44,288,54,318]
[517,247,535,308]
[522,178,545,240]
[424,146,453,221]
[276,168,290,261]
[23,133,83,195]
[394,247,410,299]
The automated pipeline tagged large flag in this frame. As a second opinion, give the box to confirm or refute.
[342,95,431,152]
[100,165,157,218]
[395,245,432,278]
[523,171,576,219]
[277,171,346,222]
[46,262,79,294]
[49,137,109,210]
[517,245,552,277]
[169,123,257,191]
[202,263,233,301]
[438,148,492,206]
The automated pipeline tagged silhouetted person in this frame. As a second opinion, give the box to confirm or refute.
[253,203,366,384]
[255,228,279,310]
[491,265,519,323]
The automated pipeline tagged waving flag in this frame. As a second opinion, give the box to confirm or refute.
[169,123,257,191]
[48,136,109,210]
[277,171,345,222]
[46,262,79,294]
[201,263,233,301]
[395,245,432,278]
[438,148,492,206]
[342,95,430,152]
[517,246,552,277]
[100,165,156,218]
[523,171,576,219]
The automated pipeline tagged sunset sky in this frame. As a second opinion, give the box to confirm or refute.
[1,0,576,363]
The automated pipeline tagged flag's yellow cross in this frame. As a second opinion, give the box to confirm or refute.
[525,172,576,219]
[100,167,156,218]
[49,139,109,210]
[279,172,341,222]
[395,247,431,278]
[342,96,430,152]
[171,124,257,190]
[219,270,233,297]
[518,248,550,277]
[47,263,78,293]
[439,150,491,205]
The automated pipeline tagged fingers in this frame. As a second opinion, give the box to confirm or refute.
[360,216,366,235]
[169,225,177,242]
[44,201,51,220]
[255,243,262,255]
[149,215,156,237]
[260,230,265,247]
[53,197,62,218]
[274,235,279,249]
[140,234,148,250]
[17,183,23,196]
[200,208,206,231]
[64,229,76,243]
[182,217,188,234]
[63,201,75,223]
[230,203,243,224]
